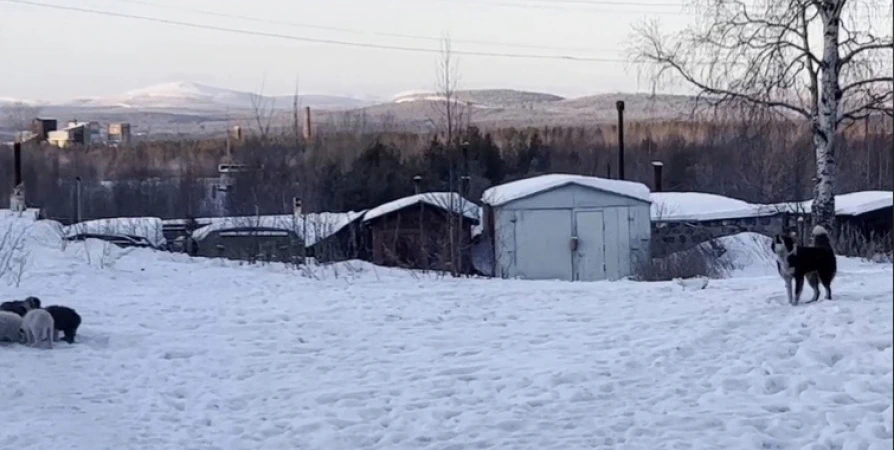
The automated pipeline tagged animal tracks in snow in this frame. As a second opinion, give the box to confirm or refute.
[1,251,891,449]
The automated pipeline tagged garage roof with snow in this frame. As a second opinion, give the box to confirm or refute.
[768,191,893,217]
[650,192,771,221]
[191,211,366,245]
[481,174,651,206]
[64,217,166,248]
[651,190,892,222]
[362,192,480,223]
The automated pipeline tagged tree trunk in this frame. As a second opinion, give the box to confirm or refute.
[812,129,836,230]
[811,5,842,231]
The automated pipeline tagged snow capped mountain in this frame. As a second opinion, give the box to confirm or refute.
[392,89,564,108]
[0,97,42,107]
[63,82,374,111]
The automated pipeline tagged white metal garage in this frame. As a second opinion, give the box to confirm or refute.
[480,174,651,281]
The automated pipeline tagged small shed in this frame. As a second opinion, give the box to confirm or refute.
[481,174,651,281]
[362,192,479,271]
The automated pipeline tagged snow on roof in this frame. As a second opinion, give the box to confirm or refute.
[835,191,893,215]
[650,192,771,221]
[62,122,89,131]
[767,191,893,217]
[64,217,166,248]
[653,190,893,222]
[363,192,480,223]
[481,174,651,206]
[191,212,365,245]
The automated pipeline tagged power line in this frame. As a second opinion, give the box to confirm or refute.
[111,0,622,53]
[449,0,684,8]
[3,0,632,62]
[510,0,683,6]
[436,0,689,15]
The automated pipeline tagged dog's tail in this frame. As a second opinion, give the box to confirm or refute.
[812,225,833,249]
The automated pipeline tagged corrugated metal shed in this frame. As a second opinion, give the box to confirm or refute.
[480,174,651,282]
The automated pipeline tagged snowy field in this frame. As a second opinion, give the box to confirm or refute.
[1,217,892,450]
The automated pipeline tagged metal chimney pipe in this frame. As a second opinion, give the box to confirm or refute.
[616,100,626,180]
[303,106,312,140]
[413,175,422,195]
[651,161,664,192]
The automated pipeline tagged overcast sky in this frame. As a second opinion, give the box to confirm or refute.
[1,0,696,101]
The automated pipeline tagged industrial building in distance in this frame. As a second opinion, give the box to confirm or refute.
[19,117,132,148]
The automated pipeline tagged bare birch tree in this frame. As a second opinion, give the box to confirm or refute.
[431,36,472,275]
[633,0,893,229]
[249,77,276,143]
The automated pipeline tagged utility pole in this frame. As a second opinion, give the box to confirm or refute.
[616,100,626,180]
[13,142,22,187]
[75,176,82,223]
[414,175,424,269]
[9,142,25,213]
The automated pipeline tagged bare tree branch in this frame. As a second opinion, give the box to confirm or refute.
[631,0,893,229]
[840,41,894,66]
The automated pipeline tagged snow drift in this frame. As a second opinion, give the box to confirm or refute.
[0,214,890,450]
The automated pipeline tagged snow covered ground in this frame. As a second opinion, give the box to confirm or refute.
[1,217,892,450]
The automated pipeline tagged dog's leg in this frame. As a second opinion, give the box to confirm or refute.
[784,276,793,304]
[821,274,833,300]
[805,273,821,304]
[53,329,60,342]
[793,274,805,306]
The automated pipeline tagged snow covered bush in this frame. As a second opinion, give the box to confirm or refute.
[834,226,892,263]
[633,239,730,281]
[0,219,29,284]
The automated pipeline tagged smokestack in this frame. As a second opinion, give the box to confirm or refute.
[303,106,312,140]
[413,175,422,195]
[616,100,625,180]
[651,161,664,192]
[13,142,22,187]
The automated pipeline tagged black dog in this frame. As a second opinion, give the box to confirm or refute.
[1,296,42,317]
[23,296,40,310]
[771,225,837,305]
[1,300,27,317]
[45,305,82,344]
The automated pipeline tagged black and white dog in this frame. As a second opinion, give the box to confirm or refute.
[771,225,837,306]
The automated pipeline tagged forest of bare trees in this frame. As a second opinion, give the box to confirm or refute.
[1,115,891,224]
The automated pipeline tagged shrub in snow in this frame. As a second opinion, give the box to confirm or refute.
[0,311,23,343]
[833,225,892,262]
[21,309,54,349]
[45,305,82,344]
[634,240,731,282]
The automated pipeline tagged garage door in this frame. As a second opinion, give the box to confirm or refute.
[573,210,606,281]
[513,209,573,281]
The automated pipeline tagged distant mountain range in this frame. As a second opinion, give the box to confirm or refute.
[63,81,379,111]
[1,82,707,137]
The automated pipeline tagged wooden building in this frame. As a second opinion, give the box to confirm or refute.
[361,192,480,272]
